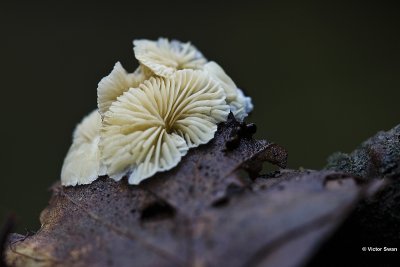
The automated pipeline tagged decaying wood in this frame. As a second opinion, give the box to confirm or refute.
[309,124,400,267]
[4,117,399,267]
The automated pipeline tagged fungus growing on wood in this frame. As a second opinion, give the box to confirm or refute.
[133,38,207,77]
[133,39,253,121]
[62,38,253,186]
[100,69,230,184]
[61,110,106,186]
[97,62,146,116]
[203,61,253,121]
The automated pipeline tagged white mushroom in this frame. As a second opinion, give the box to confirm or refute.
[133,39,252,121]
[97,62,147,116]
[133,38,207,77]
[203,61,253,121]
[100,69,230,184]
[61,110,106,186]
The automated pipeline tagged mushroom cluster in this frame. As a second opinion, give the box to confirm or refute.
[61,38,253,186]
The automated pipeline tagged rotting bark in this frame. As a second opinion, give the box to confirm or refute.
[309,124,400,267]
[3,117,400,267]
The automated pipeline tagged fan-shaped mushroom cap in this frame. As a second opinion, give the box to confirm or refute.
[97,62,147,116]
[101,69,230,184]
[61,110,106,186]
[204,61,253,121]
[203,61,237,102]
[133,38,207,77]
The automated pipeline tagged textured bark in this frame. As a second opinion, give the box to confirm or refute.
[3,117,399,267]
[309,124,400,267]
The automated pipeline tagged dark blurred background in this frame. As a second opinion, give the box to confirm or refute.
[0,1,399,231]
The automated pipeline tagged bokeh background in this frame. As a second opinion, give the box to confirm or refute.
[1,1,399,231]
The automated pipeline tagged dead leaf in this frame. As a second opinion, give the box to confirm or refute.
[4,117,379,267]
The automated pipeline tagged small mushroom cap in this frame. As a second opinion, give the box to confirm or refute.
[97,62,147,116]
[204,61,253,121]
[101,69,230,184]
[61,110,106,186]
[231,88,254,121]
[133,38,207,77]
[203,61,237,102]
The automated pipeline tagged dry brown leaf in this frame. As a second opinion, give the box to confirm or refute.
[4,116,380,267]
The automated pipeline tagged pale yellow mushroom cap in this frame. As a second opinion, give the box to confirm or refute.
[203,61,253,121]
[61,110,106,186]
[133,39,252,121]
[133,38,207,77]
[97,62,147,116]
[100,69,230,184]
[204,61,237,102]
[230,89,254,121]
